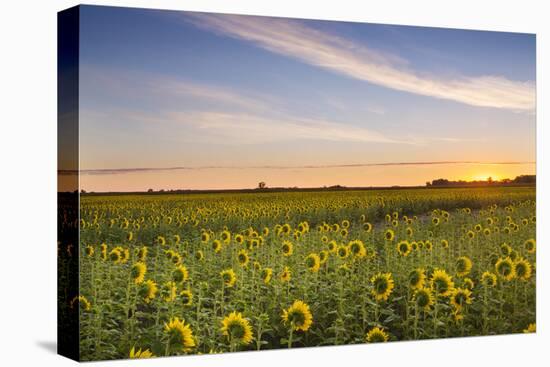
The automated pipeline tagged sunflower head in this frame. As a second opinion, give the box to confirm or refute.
[173,265,189,283]
[220,269,237,288]
[139,280,158,303]
[221,311,253,346]
[261,267,273,284]
[456,256,473,277]
[440,239,449,249]
[463,278,475,290]
[397,240,412,257]
[85,245,94,258]
[523,323,536,333]
[384,229,395,241]
[349,240,367,258]
[408,268,426,290]
[495,257,516,281]
[366,327,389,343]
[481,271,497,287]
[280,266,291,282]
[129,347,154,359]
[414,288,434,310]
[450,288,473,309]
[281,241,294,256]
[200,231,210,243]
[162,281,177,302]
[212,240,223,253]
[70,295,91,311]
[337,245,349,259]
[319,250,329,264]
[370,273,394,301]
[164,317,196,352]
[131,262,147,284]
[305,253,321,272]
[136,246,148,261]
[363,222,373,232]
[514,258,532,281]
[524,239,536,254]
[180,289,193,306]
[430,269,455,297]
[282,300,313,332]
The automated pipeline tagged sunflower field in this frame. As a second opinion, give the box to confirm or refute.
[63,187,536,360]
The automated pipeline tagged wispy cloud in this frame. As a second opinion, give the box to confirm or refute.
[61,160,535,176]
[186,14,535,111]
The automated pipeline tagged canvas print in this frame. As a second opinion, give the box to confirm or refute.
[58,5,536,361]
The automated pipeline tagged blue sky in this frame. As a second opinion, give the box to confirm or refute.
[77,5,535,191]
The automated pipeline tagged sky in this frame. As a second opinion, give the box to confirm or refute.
[74,5,536,192]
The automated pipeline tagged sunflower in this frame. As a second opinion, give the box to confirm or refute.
[304,253,321,272]
[221,311,253,345]
[220,269,237,288]
[474,224,482,232]
[212,240,222,253]
[408,268,426,290]
[237,249,249,267]
[200,231,210,243]
[109,247,123,264]
[282,300,313,332]
[366,326,389,343]
[281,241,294,257]
[481,271,497,287]
[173,234,180,244]
[363,222,373,232]
[384,229,395,241]
[456,256,473,277]
[262,227,269,237]
[173,265,189,283]
[164,317,196,352]
[129,346,154,359]
[261,267,273,284]
[280,266,291,282]
[85,245,94,257]
[432,217,440,226]
[319,250,329,264]
[370,273,394,301]
[524,239,536,254]
[337,245,349,259]
[440,239,449,249]
[70,295,91,311]
[495,257,516,281]
[523,323,536,333]
[463,278,475,290]
[514,258,532,281]
[139,280,158,303]
[466,230,475,239]
[221,230,231,243]
[162,281,177,302]
[413,288,434,310]
[450,288,472,309]
[100,243,107,261]
[180,289,193,306]
[136,246,148,262]
[424,241,433,251]
[349,240,367,258]
[195,250,204,261]
[328,240,338,253]
[131,262,147,284]
[430,269,455,297]
[235,234,244,244]
[396,240,412,257]
[500,243,512,256]
[156,235,166,246]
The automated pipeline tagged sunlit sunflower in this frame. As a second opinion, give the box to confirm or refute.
[221,311,253,345]
[456,256,473,277]
[221,230,231,244]
[430,269,455,297]
[349,240,367,258]
[366,326,389,343]
[109,247,123,264]
[85,245,94,258]
[129,346,154,359]
[370,273,394,301]
[396,240,412,257]
[180,289,193,306]
[136,246,148,262]
[212,240,222,253]
[70,295,91,311]
[100,243,107,261]
[408,268,426,290]
[220,269,237,288]
[319,250,329,264]
[235,234,244,244]
[432,217,440,226]
[282,241,294,256]
[424,241,433,251]
[440,239,449,249]
[466,230,475,239]
[237,249,250,267]
[164,317,196,352]
[131,262,147,284]
[495,257,516,281]
[481,271,497,287]
[337,245,349,259]
[156,235,166,246]
[305,253,321,272]
[524,238,536,254]
[384,229,395,241]
[280,266,291,282]
[195,250,204,261]
[363,222,373,232]
[173,265,189,283]
[328,240,338,253]
[200,231,210,243]
[450,288,472,309]
[500,243,512,256]
[139,280,158,303]
[523,323,536,333]
[414,287,434,310]
[282,300,313,332]
[514,258,532,281]
[261,267,273,284]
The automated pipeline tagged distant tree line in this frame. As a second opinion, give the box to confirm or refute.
[427,175,536,187]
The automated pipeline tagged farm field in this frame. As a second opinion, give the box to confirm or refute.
[66,186,536,360]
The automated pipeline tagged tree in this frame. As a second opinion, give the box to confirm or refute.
[258,181,267,189]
